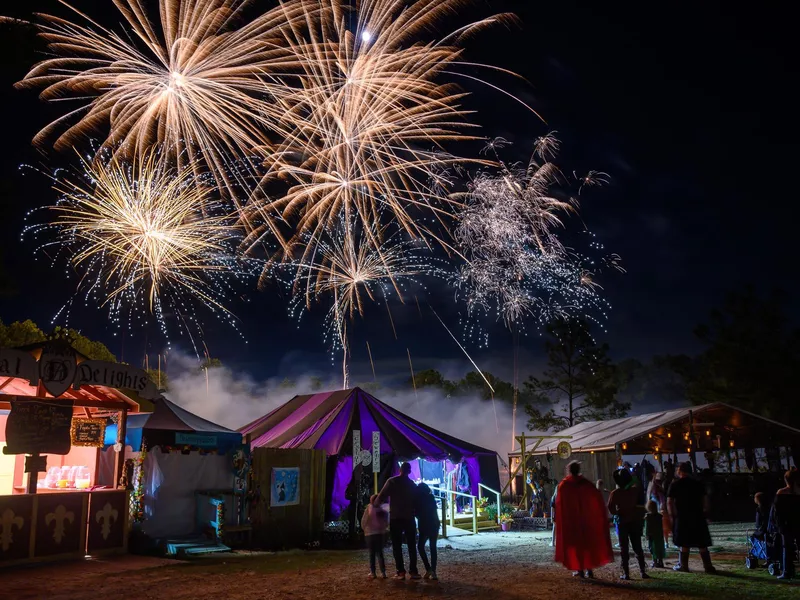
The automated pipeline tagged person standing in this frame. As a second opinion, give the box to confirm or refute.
[415,483,440,580]
[378,462,421,580]
[667,462,716,573]
[555,461,614,578]
[361,495,389,579]
[645,501,666,568]
[608,468,649,580]
[773,469,800,580]
[647,473,672,547]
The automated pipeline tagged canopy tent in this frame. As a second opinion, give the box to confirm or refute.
[510,403,800,457]
[240,387,500,518]
[105,397,243,453]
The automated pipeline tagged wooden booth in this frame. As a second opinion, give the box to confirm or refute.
[0,340,159,566]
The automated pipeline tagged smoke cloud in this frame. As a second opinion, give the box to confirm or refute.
[163,352,515,457]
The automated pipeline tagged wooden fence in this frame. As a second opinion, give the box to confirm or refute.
[250,448,326,550]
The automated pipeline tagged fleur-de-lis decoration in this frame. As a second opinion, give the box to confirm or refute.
[45,504,75,544]
[95,503,118,540]
[1,508,24,552]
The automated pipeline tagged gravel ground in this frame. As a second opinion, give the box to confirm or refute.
[0,524,779,600]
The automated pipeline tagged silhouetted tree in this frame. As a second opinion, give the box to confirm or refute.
[525,319,627,431]
[662,287,800,426]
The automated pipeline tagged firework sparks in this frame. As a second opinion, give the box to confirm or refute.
[243,0,532,268]
[271,220,447,388]
[454,135,621,445]
[15,0,310,201]
[24,148,246,346]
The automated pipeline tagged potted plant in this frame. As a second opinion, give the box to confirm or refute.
[500,513,514,532]
[475,497,489,515]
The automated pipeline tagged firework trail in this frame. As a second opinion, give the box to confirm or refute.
[243,0,533,271]
[24,148,248,348]
[270,220,447,388]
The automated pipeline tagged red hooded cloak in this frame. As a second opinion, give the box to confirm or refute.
[555,475,614,571]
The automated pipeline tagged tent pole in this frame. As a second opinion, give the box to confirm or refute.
[114,408,128,488]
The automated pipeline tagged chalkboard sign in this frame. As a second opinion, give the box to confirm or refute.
[3,399,73,455]
[71,418,106,448]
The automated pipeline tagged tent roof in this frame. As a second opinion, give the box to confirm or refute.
[146,397,237,434]
[510,403,800,456]
[240,387,496,460]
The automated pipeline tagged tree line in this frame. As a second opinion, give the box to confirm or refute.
[402,286,800,431]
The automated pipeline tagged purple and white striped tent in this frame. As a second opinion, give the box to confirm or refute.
[240,387,499,518]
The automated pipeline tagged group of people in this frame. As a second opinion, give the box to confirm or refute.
[361,462,441,581]
[554,460,717,579]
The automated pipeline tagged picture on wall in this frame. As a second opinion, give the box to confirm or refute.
[271,467,300,507]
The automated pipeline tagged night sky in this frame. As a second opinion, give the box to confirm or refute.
[0,1,797,383]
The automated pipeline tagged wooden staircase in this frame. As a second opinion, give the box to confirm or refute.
[449,513,499,533]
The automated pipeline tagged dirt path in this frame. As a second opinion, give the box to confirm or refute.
[1,542,732,600]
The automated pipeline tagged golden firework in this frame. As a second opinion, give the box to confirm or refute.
[42,149,238,318]
[17,0,309,198]
[244,0,530,268]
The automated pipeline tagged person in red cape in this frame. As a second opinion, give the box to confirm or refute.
[555,461,614,578]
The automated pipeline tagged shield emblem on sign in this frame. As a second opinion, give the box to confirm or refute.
[39,340,77,398]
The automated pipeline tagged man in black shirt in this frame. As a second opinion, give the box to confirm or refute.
[378,462,421,580]
[667,462,715,573]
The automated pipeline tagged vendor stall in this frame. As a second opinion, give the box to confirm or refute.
[0,339,159,566]
[112,397,249,553]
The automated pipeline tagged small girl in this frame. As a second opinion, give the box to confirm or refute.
[644,500,666,568]
[361,494,389,579]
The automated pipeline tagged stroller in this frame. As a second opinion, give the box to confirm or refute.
[745,531,782,575]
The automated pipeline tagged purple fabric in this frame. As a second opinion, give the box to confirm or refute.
[464,457,480,497]
[356,396,392,453]
[331,456,353,519]
[408,460,422,482]
[315,396,355,455]
[250,392,333,445]
[370,401,444,457]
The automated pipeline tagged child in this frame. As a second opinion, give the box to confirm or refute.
[644,500,666,568]
[361,494,389,579]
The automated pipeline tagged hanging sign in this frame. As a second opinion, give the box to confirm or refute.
[70,418,107,447]
[372,432,380,474]
[352,430,371,469]
[557,441,572,460]
[73,360,160,400]
[3,399,74,455]
[39,341,77,398]
[0,347,38,384]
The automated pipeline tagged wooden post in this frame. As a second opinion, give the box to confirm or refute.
[26,453,40,494]
[114,409,128,488]
[519,433,528,511]
[373,472,378,495]
[441,495,447,539]
[688,410,698,473]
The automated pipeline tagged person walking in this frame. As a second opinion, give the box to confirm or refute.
[361,494,389,579]
[378,462,421,580]
[554,461,614,578]
[415,483,440,580]
[773,469,800,580]
[667,462,716,573]
[608,468,649,580]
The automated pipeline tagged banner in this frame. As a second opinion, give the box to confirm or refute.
[372,432,380,474]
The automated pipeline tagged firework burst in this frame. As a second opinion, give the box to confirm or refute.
[243,0,531,270]
[16,0,311,201]
[271,220,447,387]
[454,135,622,334]
[24,148,247,347]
